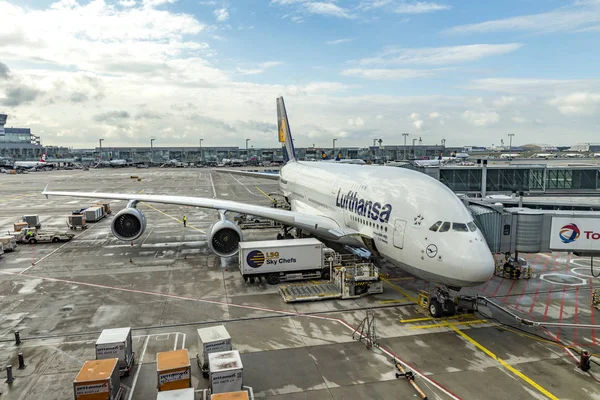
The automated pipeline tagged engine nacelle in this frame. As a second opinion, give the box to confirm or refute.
[111,207,147,241]
[208,219,243,258]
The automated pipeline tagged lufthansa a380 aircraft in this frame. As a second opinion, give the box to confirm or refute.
[43,97,494,316]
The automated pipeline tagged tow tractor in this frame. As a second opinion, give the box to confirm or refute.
[16,227,75,244]
[234,213,282,229]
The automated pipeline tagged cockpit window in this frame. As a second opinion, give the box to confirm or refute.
[439,222,451,232]
[429,221,442,232]
[467,222,478,232]
[452,223,469,232]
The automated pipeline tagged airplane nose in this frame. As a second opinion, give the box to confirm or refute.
[461,245,495,285]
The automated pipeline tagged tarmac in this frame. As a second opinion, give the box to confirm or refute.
[0,167,599,400]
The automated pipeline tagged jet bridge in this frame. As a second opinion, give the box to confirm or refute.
[466,199,600,257]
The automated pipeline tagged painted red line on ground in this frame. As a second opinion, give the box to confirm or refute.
[591,278,597,345]
[556,285,567,341]
[543,285,554,322]
[528,256,551,315]
[574,286,579,346]
[502,279,517,303]
[1,270,462,399]
[515,254,539,309]
[490,275,504,298]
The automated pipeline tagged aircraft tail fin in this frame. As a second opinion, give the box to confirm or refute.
[41,153,46,162]
[277,97,296,163]
[335,152,342,161]
[321,150,329,160]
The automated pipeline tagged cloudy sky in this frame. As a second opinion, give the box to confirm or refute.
[0,0,599,149]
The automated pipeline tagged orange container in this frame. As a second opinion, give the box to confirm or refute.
[73,358,121,400]
[211,392,249,400]
[157,349,191,391]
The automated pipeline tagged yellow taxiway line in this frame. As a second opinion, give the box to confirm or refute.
[409,319,486,329]
[381,277,418,303]
[137,189,206,234]
[256,187,275,202]
[447,322,560,400]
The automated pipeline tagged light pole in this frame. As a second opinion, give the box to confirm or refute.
[99,139,104,161]
[508,133,515,164]
[333,138,337,158]
[150,138,155,164]
[402,133,409,160]
[199,138,203,163]
[412,138,417,159]
[246,138,250,161]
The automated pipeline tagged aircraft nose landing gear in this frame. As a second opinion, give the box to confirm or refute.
[420,286,458,318]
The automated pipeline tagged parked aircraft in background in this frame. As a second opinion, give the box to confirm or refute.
[42,97,495,317]
[14,153,53,169]
[320,150,366,164]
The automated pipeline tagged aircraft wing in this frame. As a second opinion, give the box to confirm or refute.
[42,187,357,240]
[213,169,280,180]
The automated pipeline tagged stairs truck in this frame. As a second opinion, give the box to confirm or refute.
[238,238,338,285]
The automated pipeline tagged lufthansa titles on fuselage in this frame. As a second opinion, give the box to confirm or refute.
[335,189,392,223]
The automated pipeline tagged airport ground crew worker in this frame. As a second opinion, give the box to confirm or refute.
[183,216,187,227]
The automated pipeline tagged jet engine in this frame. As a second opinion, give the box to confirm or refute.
[111,207,147,241]
[208,219,243,258]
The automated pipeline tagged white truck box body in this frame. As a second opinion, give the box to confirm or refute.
[85,207,104,222]
[209,350,243,394]
[156,388,195,400]
[0,235,18,251]
[197,325,232,368]
[238,238,324,275]
[95,327,133,369]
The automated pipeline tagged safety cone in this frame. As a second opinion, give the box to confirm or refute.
[129,257,133,264]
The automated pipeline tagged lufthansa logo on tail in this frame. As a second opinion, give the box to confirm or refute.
[278,118,286,143]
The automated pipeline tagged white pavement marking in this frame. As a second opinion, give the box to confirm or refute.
[128,335,149,400]
[208,171,217,198]
[180,333,186,349]
[19,221,102,274]
[228,173,260,196]
[1,270,460,399]
[173,333,179,350]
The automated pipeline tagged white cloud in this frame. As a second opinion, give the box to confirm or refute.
[341,68,434,80]
[235,61,283,75]
[394,2,450,14]
[413,119,424,129]
[428,112,440,119]
[462,110,500,127]
[119,0,136,7]
[511,116,527,124]
[304,2,353,18]
[348,117,365,127]
[326,38,354,45]
[356,43,522,66]
[142,0,176,7]
[445,3,600,35]
[548,92,600,116]
[464,78,600,95]
[214,7,229,22]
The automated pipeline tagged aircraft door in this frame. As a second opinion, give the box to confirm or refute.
[393,219,407,249]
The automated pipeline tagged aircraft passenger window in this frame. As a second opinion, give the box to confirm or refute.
[452,223,469,232]
[429,221,442,232]
[467,222,477,232]
[439,222,451,232]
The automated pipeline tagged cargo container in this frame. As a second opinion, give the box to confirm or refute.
[0,235,17,251]
[85,206,104,222]
[93,202,112,215]
[13,221,28,232]
[156,388,195,400]
[157,349,192,392]
[211,392,249,400]
[96,328,135,376]
[208,350,243,394]
[238,238,330,285]
[23,215,41,229]
[73,358,122,400]
[197,325,232,378]
[68,214,88,230]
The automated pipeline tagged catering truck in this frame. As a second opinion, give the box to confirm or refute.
[238,238,338,285]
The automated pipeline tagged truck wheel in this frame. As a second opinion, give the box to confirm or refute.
[30,239,37,244]
[267,274,280,285]
[52,237,59,243]
[322,270,331,280]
